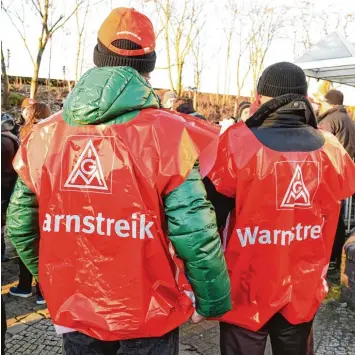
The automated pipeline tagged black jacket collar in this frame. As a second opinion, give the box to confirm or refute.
[246,94,318,129]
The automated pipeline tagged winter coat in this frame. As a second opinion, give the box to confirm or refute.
[1,117,19,226]
[6,66,231,340]
[206,94,355,331]
[318,105,355,158]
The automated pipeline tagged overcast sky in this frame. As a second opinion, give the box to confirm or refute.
[2,0,355,101]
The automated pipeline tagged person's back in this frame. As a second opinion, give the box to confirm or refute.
[1,114,19,261]
[207,62,355,355]
[1,114,18,203]
[318,90,355,158]
[6,8,230,354]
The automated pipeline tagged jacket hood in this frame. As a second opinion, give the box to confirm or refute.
[63,66,160,125]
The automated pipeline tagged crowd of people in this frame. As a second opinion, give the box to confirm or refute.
[1,7,355,355]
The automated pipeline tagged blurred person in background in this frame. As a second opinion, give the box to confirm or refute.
[20,102,52,140]
[173,97,206,120]
[162,90,177,109]
[308,96,321,118]
[237,101,251,122]
[318,89,355,270]
[9,102,51,305]
[19,98,36,131]
[318,89,355,159]
[1,113,19,262]
[218,109,237,134]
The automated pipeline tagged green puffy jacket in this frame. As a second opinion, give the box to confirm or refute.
[6,66,231,318]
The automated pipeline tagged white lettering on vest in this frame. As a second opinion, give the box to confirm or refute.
[54,215,64,232]
[82,216,95,234]
[43,213,52,232]
[132,213,137,239]
[259,230,271,244]
[311,225,321,239]
[237,227,259,247]
[42,213,154,240]
[140,214,154,240]
[115,220,130,238]
[66,215,80,233]
[96,213,105,236]
[236,223,322,247]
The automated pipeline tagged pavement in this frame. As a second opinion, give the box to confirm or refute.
[2,241,355,355]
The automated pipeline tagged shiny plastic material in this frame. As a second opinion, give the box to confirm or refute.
[173,111,220,177]
[13,109,221,341]
[209,122,355,331]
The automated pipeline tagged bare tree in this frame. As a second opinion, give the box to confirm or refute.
[4,0,82,98]
[221,0,239,106]
[247,5,285,96]
[154,0,204,96]
[75,0,90,82]
[74,0,105,82]
[233,13,254,116]
[1,42,10,109]
[192,42,203,92]
[291,2,355,59]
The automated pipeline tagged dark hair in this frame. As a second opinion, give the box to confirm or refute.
[238,101,251,118]
[20,102,52,140]
[173,97,195,114]
[325,90,344,106]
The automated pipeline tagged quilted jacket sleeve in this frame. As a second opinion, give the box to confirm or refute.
[164,162,231,318]
[6,178,40,280]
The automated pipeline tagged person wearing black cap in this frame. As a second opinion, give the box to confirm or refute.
[318,89,355,159]
[237,101,251,122]
[318,90,355,271]
[205,62,355,355]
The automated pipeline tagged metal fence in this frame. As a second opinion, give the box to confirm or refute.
[345,194,355,234]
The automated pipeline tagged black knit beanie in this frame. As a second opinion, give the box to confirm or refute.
[94,39,156,73]
[257,62,308,97]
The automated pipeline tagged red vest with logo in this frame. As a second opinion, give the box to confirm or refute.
[14,108,219,340]
[209,122,355,331]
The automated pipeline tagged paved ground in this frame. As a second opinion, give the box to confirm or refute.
[2,242,355,355]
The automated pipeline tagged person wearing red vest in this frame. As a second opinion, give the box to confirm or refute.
[206,62,355,355]
[6,8,231,355]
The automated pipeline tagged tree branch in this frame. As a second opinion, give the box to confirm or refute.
[3,7,35,66]
[31,0,44,18]
[49,1,84,35]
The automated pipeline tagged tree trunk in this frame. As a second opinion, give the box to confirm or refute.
[80,34,86,78]
[67,79,72,93]
[176,62,183,97]
[1,43,9,109]
[163,2,175,93]
[233,96,238,118]
[75,34,82,83]
[30,52,43,99]
[223,44,231,107]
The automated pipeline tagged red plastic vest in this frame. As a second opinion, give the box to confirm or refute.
[209,122,355,331]
[14,108,219,341]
